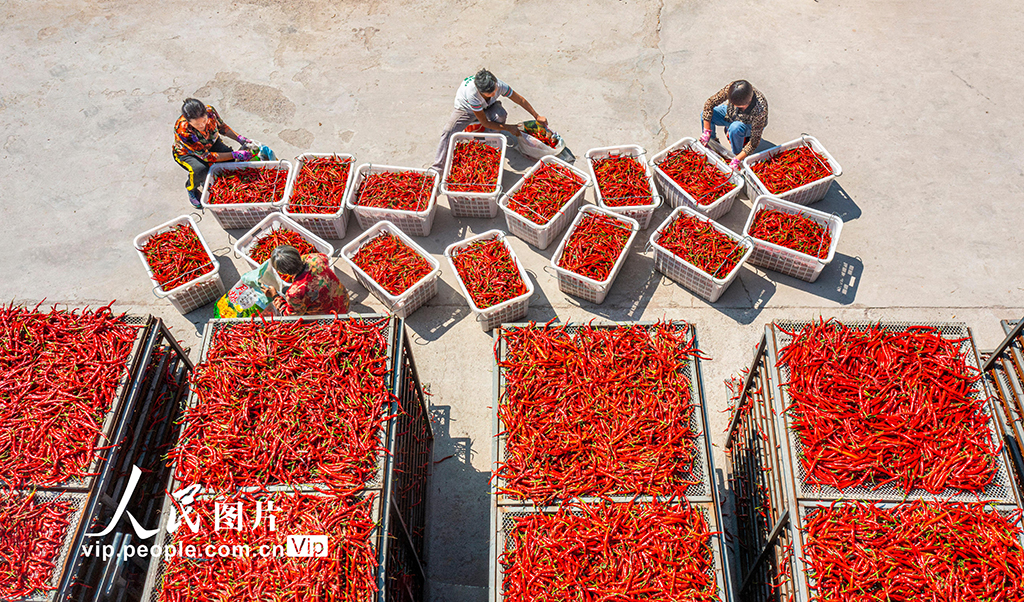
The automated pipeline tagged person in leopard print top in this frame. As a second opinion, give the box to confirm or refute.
[699,80,769,171]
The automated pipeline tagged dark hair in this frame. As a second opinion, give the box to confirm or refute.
[728,80,754,106]
[474,69,497,94]
[270,246,304,276]
[181,98,207,120]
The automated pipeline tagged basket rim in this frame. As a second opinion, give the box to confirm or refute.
[346,163,440,218]
[497,155,591,228]
[649,136,743,213]
[741,194,844,265]
[650,205,754,285]
[741,134,843,198]
[200,160,292,209]
[550,206,640,288]
[443,229,535,317]
[233,211,335,270]
[440,132,508,198]
[281,152,356,219]
[340,220,442,307]
[134,214,221,298]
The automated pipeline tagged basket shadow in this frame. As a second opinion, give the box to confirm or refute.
[776,252,863,305]
[813,182,861,222]
[549,244,660,322]
[504,146,541,172]
[424,403,491,601]
[402,279,474,343]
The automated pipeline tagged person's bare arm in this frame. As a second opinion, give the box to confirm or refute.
[508,91,547,128]
[472,109,519,135]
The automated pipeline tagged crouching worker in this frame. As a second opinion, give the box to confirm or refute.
[699,80,769,171]
[262,246,349,316]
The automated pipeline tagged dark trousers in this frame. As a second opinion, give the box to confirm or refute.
[173,139,232,193]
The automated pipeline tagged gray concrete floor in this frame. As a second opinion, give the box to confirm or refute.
[2,0,1023,600]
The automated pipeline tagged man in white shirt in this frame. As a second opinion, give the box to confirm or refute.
[431,69,548,173]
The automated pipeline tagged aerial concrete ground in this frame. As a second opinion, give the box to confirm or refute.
[2,0,1022,599]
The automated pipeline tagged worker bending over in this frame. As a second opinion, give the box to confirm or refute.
[699,80,769,171]
[263,246,349,316]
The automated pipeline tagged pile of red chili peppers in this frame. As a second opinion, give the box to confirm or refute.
[556,212,632,282]
[446,140,501,193]
[351,232,433,297]
[248,229,317,265]
[496,323,702,504]
[528,127,559,149]
[507,162,583,225]
[750,145,833,194]
[803,501,1024,601]
[748,208,831,259]
[502,501,718,602]
[591,155,652,207]
[656,148,736,205]
[0,491,76,599]
[450,238,529,309]
[207,167,287,205]
[778,320,999,493]
[658,213,746,279]
[287,156,352,214]
[0,303,138,487]
[355,170,433,211]
[159,492,378,602]
[169,319,391,491]
[141,223,214,291]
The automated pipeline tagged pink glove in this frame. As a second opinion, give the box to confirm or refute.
[231,150,253,162]
[699,130,711,145]
[729,157,741,171]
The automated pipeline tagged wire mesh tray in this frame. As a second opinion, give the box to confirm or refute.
[490,502,730,602]
[492,321,713,506]
[3,490,89,602]
[768,320,1019,505]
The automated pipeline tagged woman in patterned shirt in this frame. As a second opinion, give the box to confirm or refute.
[263,246,350,316]
[172,98,261,208]
[699,80,769,171]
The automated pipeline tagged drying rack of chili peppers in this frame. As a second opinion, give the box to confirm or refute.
[981,317,1024,492]
[200,161,293,230]
[490,321,731,602]
[140,315,432,602]
[724,320,1023,602]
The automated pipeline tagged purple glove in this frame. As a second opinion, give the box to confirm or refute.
[237,135,251,146]
[729,157,741,171]
[231,150,253,162]
[699,130,712,145]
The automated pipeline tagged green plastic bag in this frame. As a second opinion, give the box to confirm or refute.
[214,261,283,319]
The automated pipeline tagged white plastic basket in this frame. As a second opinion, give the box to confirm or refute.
[650,206,754,303]
[347,164,440,237]
[134,214,224,314]
[650,137,744,221]
[497,155,591,250]
[742,195,844,283]
[444,230,534,331]
[742,135,843,206]
[234,212,335,273]
[441,133,507,219]
[282,153,356,239]
[585,144,661,229]
[200,160,292,230]
[550,206,639,304]
[340,221,441,319]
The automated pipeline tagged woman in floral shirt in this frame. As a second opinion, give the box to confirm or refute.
[264,246,349,316]
[172,98,261,208]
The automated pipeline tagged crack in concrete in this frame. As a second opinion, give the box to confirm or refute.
[654,0,673,149]
[951,70,992,103]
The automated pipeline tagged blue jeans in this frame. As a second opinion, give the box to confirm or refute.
[705,103,750,155]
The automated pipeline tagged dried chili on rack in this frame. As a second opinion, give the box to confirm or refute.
[450,238,528,309]
[495,323,703,504]
[657,213,745,278]
[502,501,719,602]
[355,171,433,211]
[750,145,832,194]
[287,156,352,214]
[656,147,736,205]
[748,208,831,259]
[141,223,214,290]
[207,167,287,205]
[778,319,999,493]
[591,155,652,207]
[0,491,76,600]
[446,140,501,193]
[556,213,632,281]
[506,162,583,225]
[351,232,433,296]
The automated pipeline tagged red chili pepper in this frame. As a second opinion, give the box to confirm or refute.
[556,213,632,281]
[507,163,583,226]
[655,148,737,205]
[750,145,832,194]
[502,500,719,602]
[657,213,745,278]
[450,239,528,309]
[355,171,433,211]
[526,127,559,149]
[446,140,501,193]
[0,491,77,599]
[207,167,287,205]
[748,208,831,259]
[591,155,652,208]
[287,156,352,214]
[0,303,139,487]
[247,229,318,283]
[778,319,999,493]
[351,232,433,296]
[141,224,214,290]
